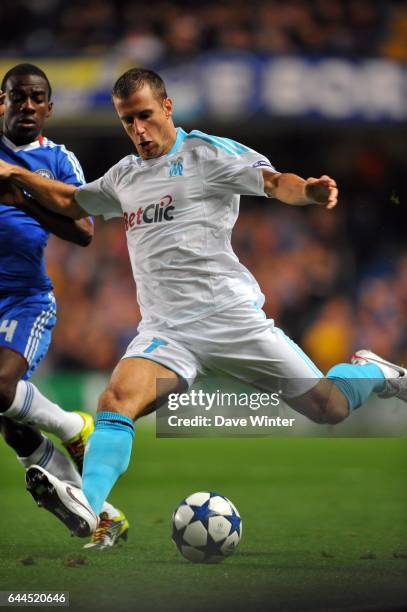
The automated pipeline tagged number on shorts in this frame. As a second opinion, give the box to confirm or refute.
[143,337,168,353]
[0,319,18,342]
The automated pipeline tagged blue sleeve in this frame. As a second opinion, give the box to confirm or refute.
[55,145,93,223]
[56,145,86,187]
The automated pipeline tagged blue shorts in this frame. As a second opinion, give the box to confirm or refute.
[0,291,57,379]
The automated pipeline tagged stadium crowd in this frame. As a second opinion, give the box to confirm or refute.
[1,0,406,61]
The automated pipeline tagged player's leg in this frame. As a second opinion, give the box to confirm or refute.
[0,413,120,541]
[24,332,198,536]
[0,293,93,470]
[288,350,405,423]
[250,331,390,423]
[1,413,95,537]
[81,356,185,516]
[0,414,42,457]
[25,457,129,545]
[286,375,375,424]
[266,329,389,422]
[0,346,31,415]
[2,404,127,546]
[253,329,388,423]
[0,346,83,441]
[192,303,390,424]
[0,300,129,545]
[2,410,129,544]
[0,415,82,486]
[4,411,129,544]
[0,346,92,469]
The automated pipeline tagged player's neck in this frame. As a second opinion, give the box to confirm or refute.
[161,125,178,156]
[2,130,41,147]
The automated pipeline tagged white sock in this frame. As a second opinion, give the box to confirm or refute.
[4,381,83,442]
[18,436,82,488]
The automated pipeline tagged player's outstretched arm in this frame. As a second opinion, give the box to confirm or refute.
[263,171,338,209]
[0,159,86,219]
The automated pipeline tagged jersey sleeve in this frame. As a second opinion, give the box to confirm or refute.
[200,138,276,197]
[74,169,122,220]
[56,146,86,187]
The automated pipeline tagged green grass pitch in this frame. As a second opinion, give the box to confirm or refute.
[1,424,406,612]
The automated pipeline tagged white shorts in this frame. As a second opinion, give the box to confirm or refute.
[122,302,323,399]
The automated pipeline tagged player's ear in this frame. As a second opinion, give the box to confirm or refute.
[163,97,173,118]
[46,101,53,118]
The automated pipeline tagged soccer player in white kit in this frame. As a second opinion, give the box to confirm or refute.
[0,68,405,536]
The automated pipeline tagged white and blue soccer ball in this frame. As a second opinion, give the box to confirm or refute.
[172,491,242,563]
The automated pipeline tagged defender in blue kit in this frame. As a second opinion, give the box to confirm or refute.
[0,64,128,549]
[0,68,87,377]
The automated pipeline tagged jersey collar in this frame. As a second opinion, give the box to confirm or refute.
[165,127,187,157]
[1,133,42,152]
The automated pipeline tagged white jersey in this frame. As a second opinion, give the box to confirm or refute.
[75,128,276,327]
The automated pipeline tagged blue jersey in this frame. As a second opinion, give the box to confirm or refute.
[0,134,85,295]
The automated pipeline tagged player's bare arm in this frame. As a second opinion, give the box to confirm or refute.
[262,171,338,209]
[18,196,93,246]
[0,159,86,219]
[0,163,93,245]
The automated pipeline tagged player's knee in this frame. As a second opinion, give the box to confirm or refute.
[98,386,121,411]
[310,398,348,425]
[294,385,348,425]
[97,383,150,421]
[97,385,135,417]
[319,407,347,425]
[299,380,349,425]
[103,380,136,406]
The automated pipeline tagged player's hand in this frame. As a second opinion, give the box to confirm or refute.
[305,175,338,209]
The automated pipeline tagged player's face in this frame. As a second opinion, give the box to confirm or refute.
[113,85,176,160]
[1,74,52,145]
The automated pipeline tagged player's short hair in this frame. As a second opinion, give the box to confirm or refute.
[112,68,167,102]
[1,63,52,100]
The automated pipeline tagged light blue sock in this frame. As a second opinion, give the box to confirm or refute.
[82,412,135,516]
[327,363,385,413]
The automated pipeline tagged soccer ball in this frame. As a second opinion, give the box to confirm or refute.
[172,491,242,563]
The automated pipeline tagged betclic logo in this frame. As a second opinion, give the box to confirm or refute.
[124,195,175,230]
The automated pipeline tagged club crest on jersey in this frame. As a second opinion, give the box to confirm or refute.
[169,157,183,177]
[124,194,175,231]
[35,168,54,180]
